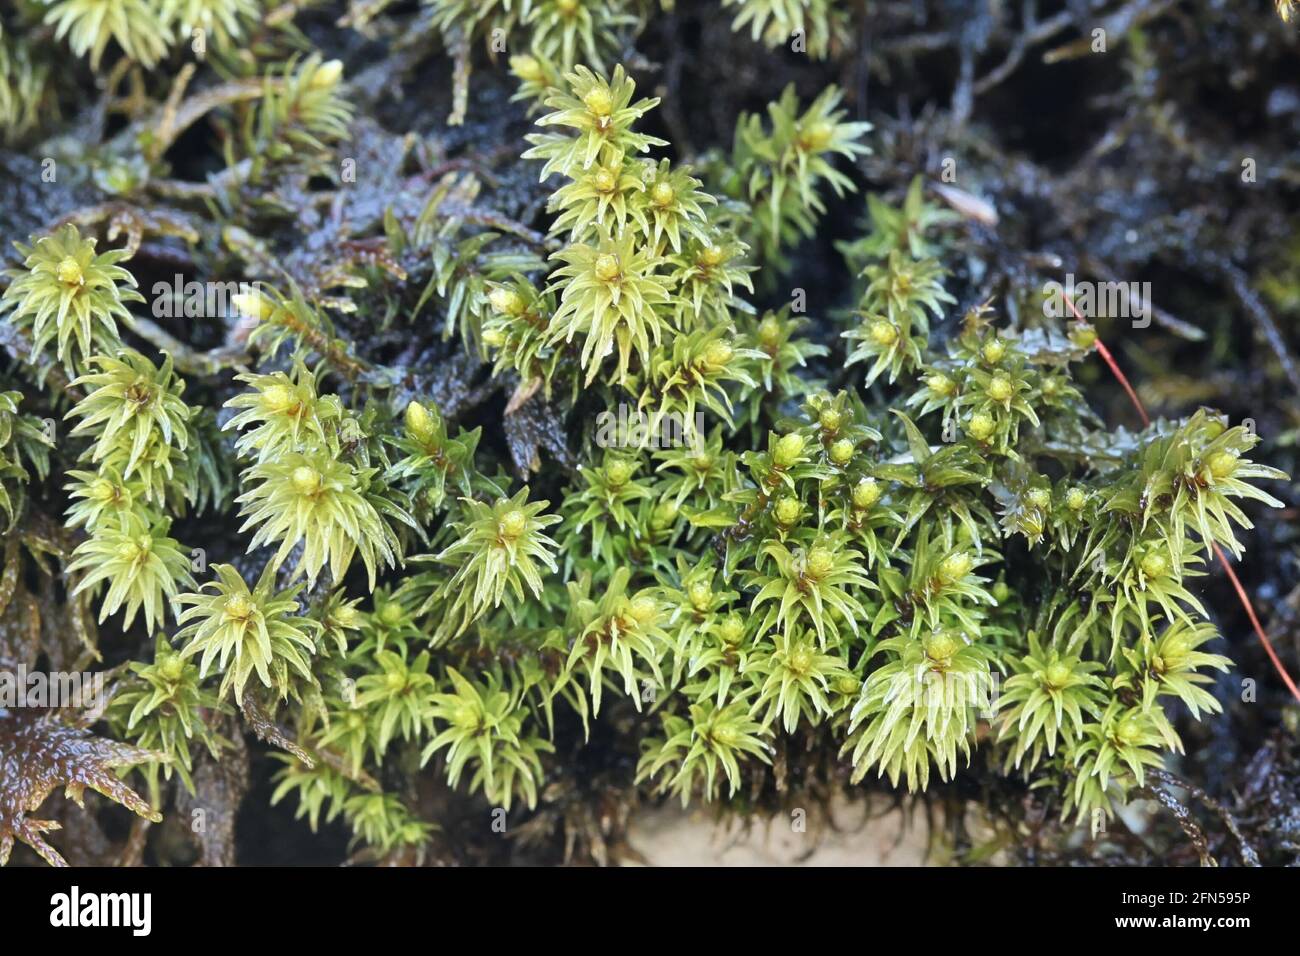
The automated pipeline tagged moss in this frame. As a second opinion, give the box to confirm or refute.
[0,0,1297,867]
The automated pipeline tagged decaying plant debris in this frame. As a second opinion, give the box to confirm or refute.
[1,1,1299,867]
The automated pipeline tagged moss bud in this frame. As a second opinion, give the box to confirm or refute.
[774,496,801,527]
[704,340,733,369]
[629,594,658,625]
[498,509,528,540]
[404,400,435,443]
[925,631,960,664]
[311,59,343,89]
[594,253,621,282]
[927,372,955,397]
[56,256,83,286]
[966,411,995,441]
[719,615,745,645]
[987,373,1013,403]
[1140,549,1168,579]
[852,477,881,510]
[583,84,614,117]
[869,319,899,348]
[511,54,544,84]
[805,546,835,579]
[773,433,805,468]
[291,465,322,496]
[1207,451,1238,480]
[605,458,633,489]
[1068,323,1097,350]
[488,286,527,317]
[938,551,973,583]
[1043,661,1072,690]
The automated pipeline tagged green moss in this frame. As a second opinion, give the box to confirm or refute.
[0,1,1290,866]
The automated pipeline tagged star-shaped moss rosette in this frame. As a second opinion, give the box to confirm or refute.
[0,224,143,376]
[0,709,162,867]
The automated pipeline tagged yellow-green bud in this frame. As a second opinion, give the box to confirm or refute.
[225,594,254,621]
[1065,487,1087,512]
[852,477,881,510]
[605,458,633,488]
[333,606,361,629]
[719,615,744,645]
[592,167,617,192]
[757,315,782,349]
[1140,550,1168,579]
[233,290,276,322]
[773,496,801,527]
[378,602,404,626]
[583,84,613,117]
[264,383,299,416]
[1068,323,1097,350]
[56,256,83,286]
[818,407,843,432]
[311,59,343,89]
[987,373,1013,403]
[712,724,740,748]
[927,373,955,397]
[829,438,854,466]
[510,54,544,84]
[651,499,679,530]
[651,180,675,206]
[488,286,526,316]
[1115,716,1143,746]
[405,400,435,442]
[1043,661,1072,690]
[116,539,143,563]
[89,478,117,502]
[799,120,834,151]
[966,412,995,441]
[773,433,805,468]
[594,253,621,282]
[291,466,322,496]
[925,631,960,664]
[805,546,835,580]
[704,340,733,369]
[1025,487,1051,511]
[834,675,860,696]
[687,581,712,611]
[498,509,528,540]
[1207,451,1238,480]
[982,338,1006,364]
[938,551,972,583]
[698,244,725,268]
[629,594,657,625]
[869,320,898,348]
[788,645,813,675]
[158,654,185,683]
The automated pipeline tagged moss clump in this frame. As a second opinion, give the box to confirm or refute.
[0,0,1295,867]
